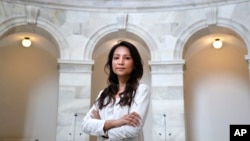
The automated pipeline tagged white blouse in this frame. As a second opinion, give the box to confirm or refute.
[81,84,150,141]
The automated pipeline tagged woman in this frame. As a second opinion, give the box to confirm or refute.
[81,40,150,141]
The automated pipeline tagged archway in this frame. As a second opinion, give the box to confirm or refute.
[0,25,60,141]
[183,25,250,141]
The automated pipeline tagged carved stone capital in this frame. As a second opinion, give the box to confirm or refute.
[149,60,185,74]
[58,59,94,73]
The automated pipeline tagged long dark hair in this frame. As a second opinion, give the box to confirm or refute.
[96,40,143,109]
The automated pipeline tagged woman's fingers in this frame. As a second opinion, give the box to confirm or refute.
[127,112,141,127]
[90,110,100,119]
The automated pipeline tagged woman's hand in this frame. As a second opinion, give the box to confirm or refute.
[90,109,100,119]
[103,112,141,131]
[120,112,141,127]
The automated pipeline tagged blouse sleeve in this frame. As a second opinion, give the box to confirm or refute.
[108,84,151,140]
[81,91,106,136]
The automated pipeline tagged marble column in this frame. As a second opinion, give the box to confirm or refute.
[56,59,94,141]
[149,60,186,141]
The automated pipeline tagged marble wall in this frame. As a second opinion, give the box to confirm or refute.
[0,0,250,141]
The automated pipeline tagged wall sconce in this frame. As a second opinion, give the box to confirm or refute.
[212,38,223,49]
[22,37,32,47]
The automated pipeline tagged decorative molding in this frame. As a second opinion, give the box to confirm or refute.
[5,0,249,13]
[58,59,94,73]
[205,6,217,25]
[149,60,185,74]
[26,5,39,24]
[117,13,128,30]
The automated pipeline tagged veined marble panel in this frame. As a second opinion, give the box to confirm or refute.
[57,99,89,123]
[152,100,184,115]
[59,73,91,86]
[152,86,183,100]
[59,86,76,98]
[57,112,86,140]
[57,124,88,141]
[75,86,91,99]
[151,73,184,86]
[152,99,185,141]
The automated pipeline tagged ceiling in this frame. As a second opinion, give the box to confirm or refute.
[0,0,247,60]
[3,0,248,12]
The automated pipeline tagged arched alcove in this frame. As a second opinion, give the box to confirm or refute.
[84,24,157,61]
[0,17,69,59]
[1,25,60,56]
[90,31,152,141]
[0,26,60,140]
[175,19,250,60]
[183,26,250,141]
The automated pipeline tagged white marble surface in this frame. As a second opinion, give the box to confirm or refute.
[0,0,250,141]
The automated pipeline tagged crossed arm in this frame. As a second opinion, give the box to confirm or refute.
[81,84,150,140]
[91,110,141,138]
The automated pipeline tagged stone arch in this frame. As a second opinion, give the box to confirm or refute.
[181,19,250,141]
[84,23,157,61]
[174,20,206,60]
[0,16,68,59]
[0,15,63,141]
[174,18,250,60]
[217,19,250,54]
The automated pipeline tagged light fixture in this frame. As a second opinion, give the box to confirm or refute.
[22,37,32,47]
[212,38,223,49]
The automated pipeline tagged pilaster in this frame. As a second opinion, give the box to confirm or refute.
[56,59,94,141]
[149,60,186,141]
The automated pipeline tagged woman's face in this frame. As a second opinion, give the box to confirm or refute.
[112,46,134,79]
